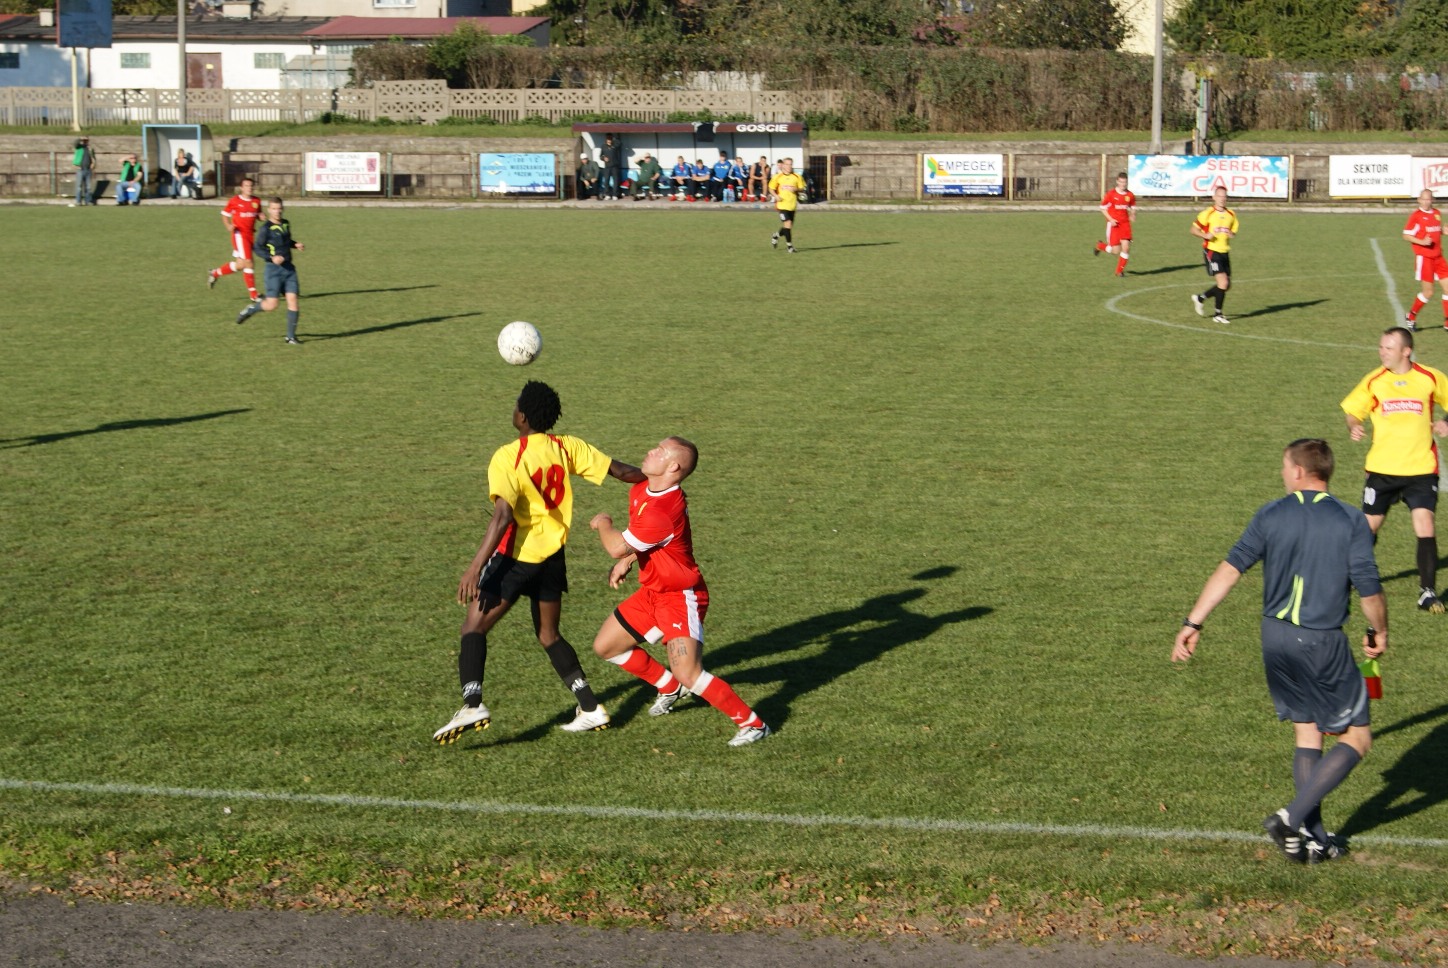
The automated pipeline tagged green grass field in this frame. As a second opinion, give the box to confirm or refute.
[3,201,1447,961]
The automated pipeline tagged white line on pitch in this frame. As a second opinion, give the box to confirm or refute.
[1369,238,1406,323]
[1104,277,1373,351]
[3,777,1446,850]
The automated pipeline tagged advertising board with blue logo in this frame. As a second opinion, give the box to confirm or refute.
[1127,155,1290,199]
[480,154,557,195]
[921,154,1005,196]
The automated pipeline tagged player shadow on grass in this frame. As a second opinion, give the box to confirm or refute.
[1225,299,1328,320]
[592,566,989,732]
[302,312,482,341]
[1336,703,1448,842]
[305,285,437,299]
[794,242,900,252]
[0,408,251,449]
[1125,263,1199,276]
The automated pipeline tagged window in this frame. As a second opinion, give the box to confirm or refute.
[254,52,285,69]
[0,52,18,70]
[120,52,150,69]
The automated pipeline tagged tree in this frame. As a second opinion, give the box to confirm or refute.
[1389,0,1448,63]
[974,0,1126,50]
[1167,0,1391,58]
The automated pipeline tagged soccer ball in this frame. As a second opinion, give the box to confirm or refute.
[498,321,542,366]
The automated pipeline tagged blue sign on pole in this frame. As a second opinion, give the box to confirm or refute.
[479,154,557,195]
[57,0,113,48]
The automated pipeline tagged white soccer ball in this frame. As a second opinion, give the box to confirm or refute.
[498,321,542,366]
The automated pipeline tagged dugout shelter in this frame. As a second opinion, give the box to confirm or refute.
[141,123,213,198]
[573,121,808,185]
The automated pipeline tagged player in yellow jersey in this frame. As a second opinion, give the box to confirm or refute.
[1190,186,1238,325]
[768,157,807,254]
[1341,327,1448,612]
[433,381,645,743]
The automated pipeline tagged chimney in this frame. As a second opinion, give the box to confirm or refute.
[221,0,254,18]
[37,8,55,26]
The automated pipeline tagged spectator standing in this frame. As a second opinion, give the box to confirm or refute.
[598,135,622,200]
[71,137,94,206]
[115,153,143,205]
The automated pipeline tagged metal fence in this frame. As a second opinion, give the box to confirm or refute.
[0,150,1374,203]
[0,84,842,126]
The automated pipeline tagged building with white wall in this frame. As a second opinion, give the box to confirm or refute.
[0,12,547,90]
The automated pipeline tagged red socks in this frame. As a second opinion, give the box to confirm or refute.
[608,647,680,693]
[693,671,761,728]
[243,268,257,300]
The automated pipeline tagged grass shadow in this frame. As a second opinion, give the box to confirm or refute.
[799,241,901,252]
[591,566,990,732]
[1228,299,1328,320]
[1338,703,1448,840]
[305,312,482,341]
[1127,263,1199,276]
[305,285,438,299]
[0,409,252,449]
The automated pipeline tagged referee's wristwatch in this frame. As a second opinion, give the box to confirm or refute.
[1181,618,1204,631]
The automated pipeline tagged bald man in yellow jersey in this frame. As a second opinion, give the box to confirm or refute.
[1342,326,1448,612]
[1190,186,1237,325]
[768,157,807,254]
[433,380,644,743]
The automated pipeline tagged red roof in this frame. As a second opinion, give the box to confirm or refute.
[303,16,547,38]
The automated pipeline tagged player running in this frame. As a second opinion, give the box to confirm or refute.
[589,437,770,747]
[432,381,645,744]
[207,177,262,303]
[1094,171,1136,278]
[1403,189,1448,331]
[768,158,807,254]
[1190,186,1237,325]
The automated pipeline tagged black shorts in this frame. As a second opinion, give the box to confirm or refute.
[264,263,300,298]
[1203,250,1230,276]
[1362,472,1438,515]
[778,208,797,223]
[1261,618,1369,734]
[478,547,568,604]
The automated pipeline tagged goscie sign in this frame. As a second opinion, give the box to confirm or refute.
[922,154,1004,196]
[1329,155,1411,198]
[304,152,382,192]
[1128,155,1290,199]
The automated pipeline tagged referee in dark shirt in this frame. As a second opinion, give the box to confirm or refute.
[1172,439,1387,864]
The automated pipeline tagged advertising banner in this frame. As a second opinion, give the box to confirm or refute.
[1329,155,1412,198]
[480,153,557,195]
[303,152,381,192]
[921,153,1005,196]
[1412,158,1448,196]
[1128,155,1290,199]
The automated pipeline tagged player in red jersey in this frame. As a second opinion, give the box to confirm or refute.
[589,437,770,747]
[1093,172,1136,277]
[207,177,262,302]
[1403,189,1448,331]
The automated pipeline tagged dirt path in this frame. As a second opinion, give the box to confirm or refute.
[0,889,1315,968]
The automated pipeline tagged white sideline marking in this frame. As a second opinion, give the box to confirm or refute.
[3,777,1447,850]
[1104,277,1373,351]
[1369,238,1406,324]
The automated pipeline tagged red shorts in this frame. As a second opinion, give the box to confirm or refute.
[1107,221,1132,246]
[614,585,708,645]
[232,229,253,260]
[1416,252,1448,283]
